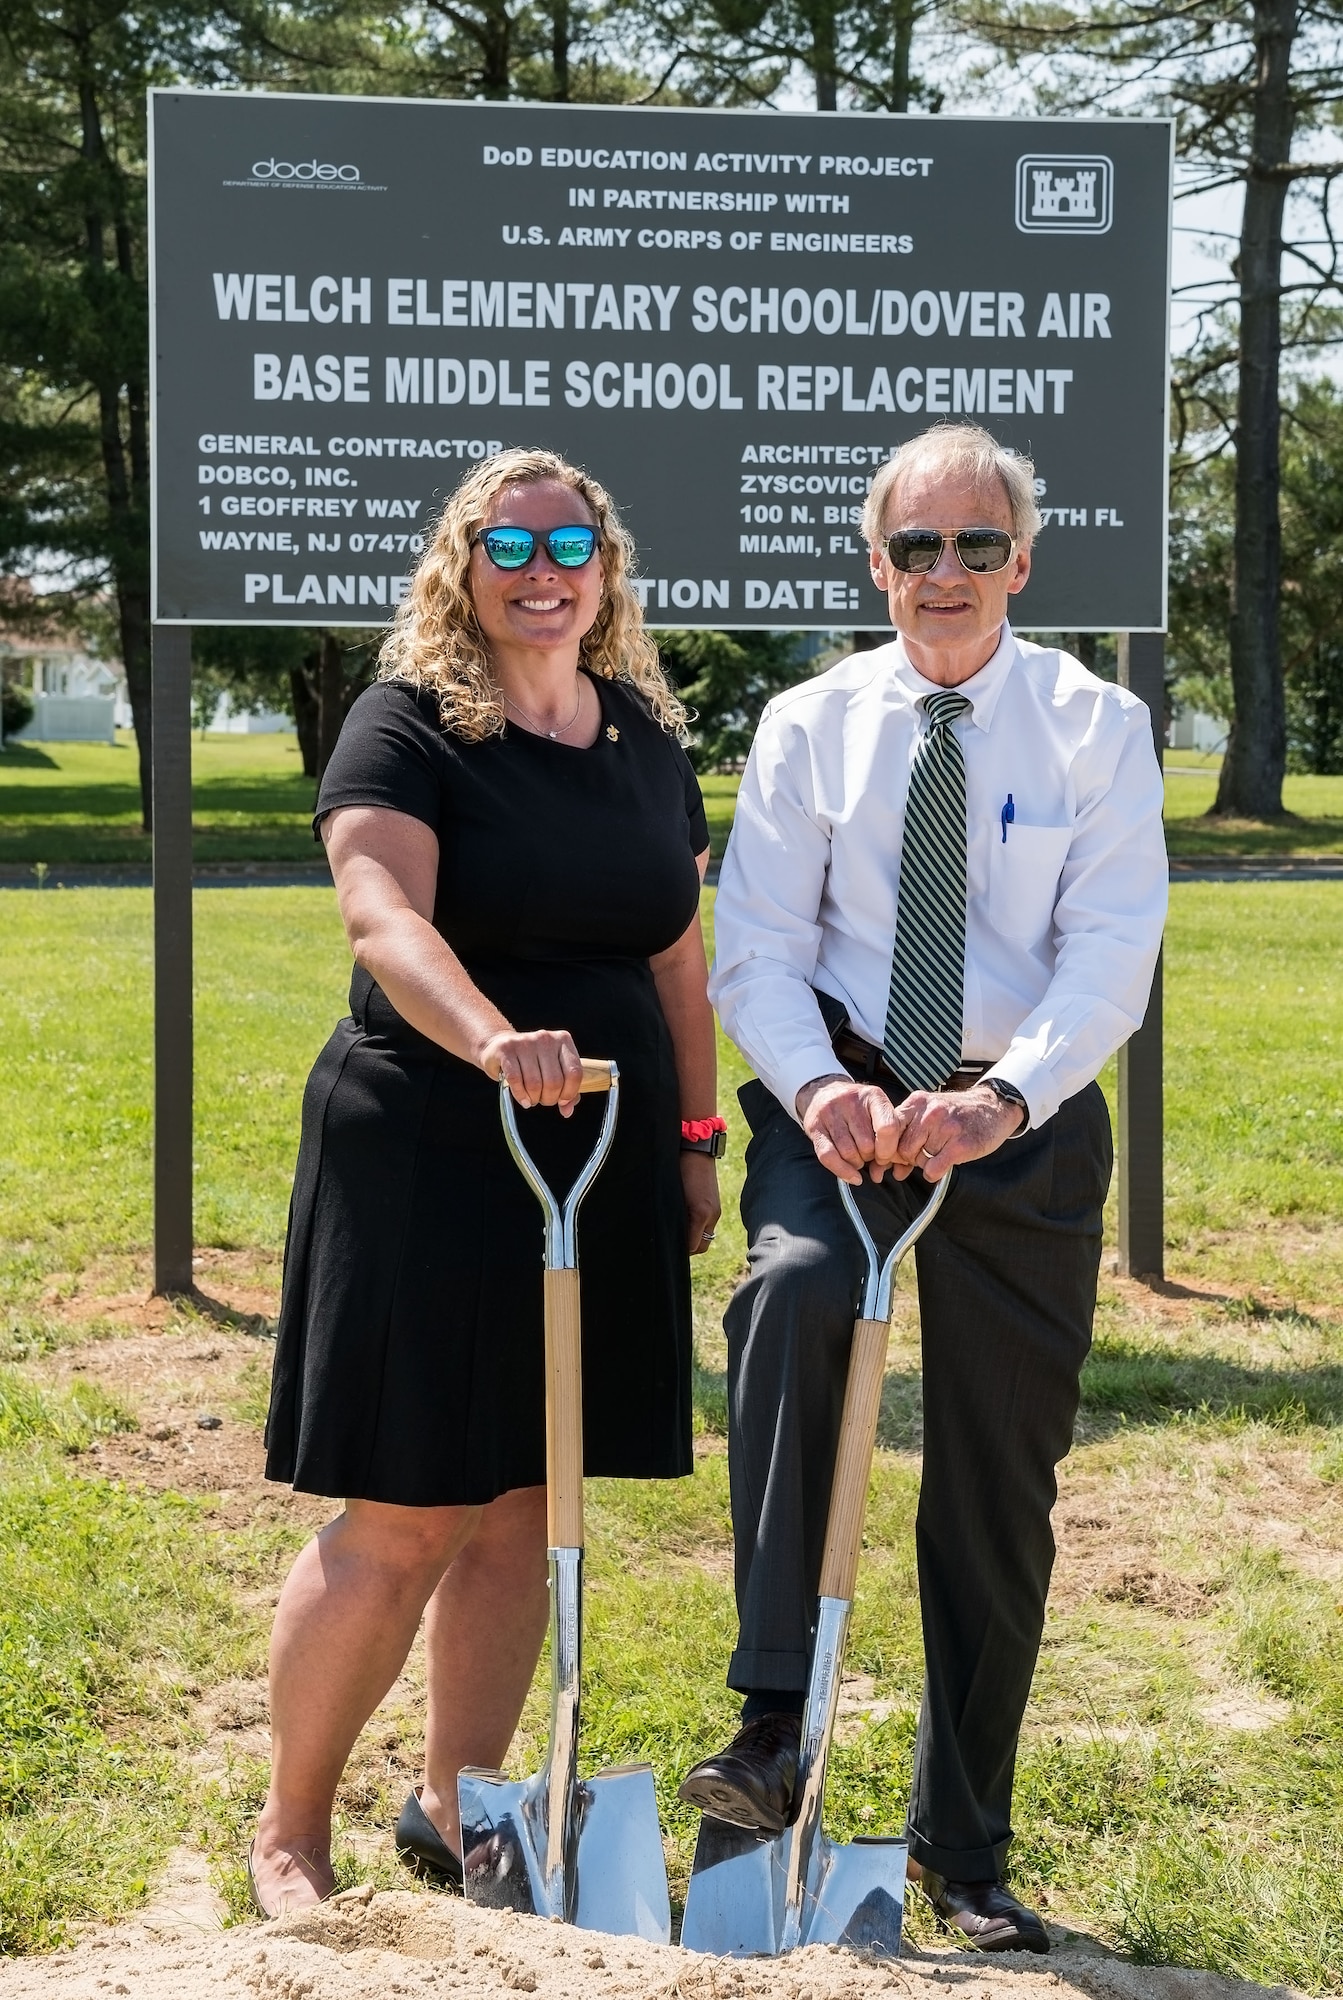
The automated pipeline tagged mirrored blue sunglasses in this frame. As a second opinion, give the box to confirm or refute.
[473,525,600,570]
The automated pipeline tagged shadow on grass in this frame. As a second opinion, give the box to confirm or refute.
[0,743,59,769]
[1079,1338,1343,1433]
[163,1286,277,1342]
[698,1330,1343,1456]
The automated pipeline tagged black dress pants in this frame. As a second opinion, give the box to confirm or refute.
[722,1076,1112,1881]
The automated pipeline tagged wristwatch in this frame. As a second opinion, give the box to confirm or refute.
[681,1117,727,1158]
[984,1077,1029,1132]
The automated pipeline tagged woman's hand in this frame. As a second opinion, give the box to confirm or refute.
[480,1029,584,1116]
[681,1153,721,1255]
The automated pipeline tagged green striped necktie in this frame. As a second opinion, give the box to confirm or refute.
[883,688,972,1093]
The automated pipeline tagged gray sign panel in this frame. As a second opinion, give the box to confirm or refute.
[149,92,1171,629]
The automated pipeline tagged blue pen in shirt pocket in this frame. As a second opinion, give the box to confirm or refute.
[1000,793,1015,843]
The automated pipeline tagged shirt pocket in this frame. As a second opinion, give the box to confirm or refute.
[987,823,1073,942]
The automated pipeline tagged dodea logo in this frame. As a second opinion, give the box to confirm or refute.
[250,159,361,182]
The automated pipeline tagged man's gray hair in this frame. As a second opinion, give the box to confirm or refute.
[862,423,1043,550]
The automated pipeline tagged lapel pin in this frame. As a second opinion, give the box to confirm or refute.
[606,724,620,742]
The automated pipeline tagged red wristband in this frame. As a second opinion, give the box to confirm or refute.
[681,1117,727,1143]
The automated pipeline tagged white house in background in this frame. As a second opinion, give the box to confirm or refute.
[207,691,291,734]
[1,607,129,743]
[1168,704,1226,755]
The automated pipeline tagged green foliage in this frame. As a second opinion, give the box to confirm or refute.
[634,0,948,111]
[1171,381,1343,776]
[1,684,34,737]
[657,627,813,771]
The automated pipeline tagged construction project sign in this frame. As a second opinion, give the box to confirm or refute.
[149,93,1172,629]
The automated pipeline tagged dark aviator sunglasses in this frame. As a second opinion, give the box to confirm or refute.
[473,524,600,570]
[886,528,1016,575]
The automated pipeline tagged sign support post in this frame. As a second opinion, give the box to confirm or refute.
[152,623,194,1295]
[1116,632,1164,1282]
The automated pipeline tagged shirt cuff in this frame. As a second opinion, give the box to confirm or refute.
[773,1042,854,1123]
[984,1052,1059,1132]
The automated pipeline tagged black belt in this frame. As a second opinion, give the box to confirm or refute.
[831,1027,993,1097]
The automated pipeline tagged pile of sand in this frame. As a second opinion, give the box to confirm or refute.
[0,1890,1291,2000]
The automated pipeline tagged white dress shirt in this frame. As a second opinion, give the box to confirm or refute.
[708,624,1167,1130]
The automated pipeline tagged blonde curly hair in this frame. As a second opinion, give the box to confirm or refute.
[378,448,685,740]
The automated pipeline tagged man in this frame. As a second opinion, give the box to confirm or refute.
[680,422,1166,1952]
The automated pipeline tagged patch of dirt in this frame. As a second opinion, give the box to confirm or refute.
[1095,1569,1213,1619]
[0,1891,1296,2000]
[138,1845,228,1934]
[31,1324,328,1533]
[834,1672,899,1745]
[1049,1435,1343,1612]
[37,1248,283,1335]
[1196,1694,1291,1733]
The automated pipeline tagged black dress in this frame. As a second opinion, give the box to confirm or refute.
[264,673,708,1507]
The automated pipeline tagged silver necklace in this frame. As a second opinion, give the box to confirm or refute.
[503,679,583,740]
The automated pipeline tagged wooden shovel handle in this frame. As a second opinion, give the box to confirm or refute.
[545,1268,584,1547]
[578,1059,615,1093]
[818,1317,889,1602]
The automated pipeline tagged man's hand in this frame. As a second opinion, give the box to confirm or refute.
[892,1082,1023,1181]
[795,1073,907,1185]
[796,1074,1023,1183]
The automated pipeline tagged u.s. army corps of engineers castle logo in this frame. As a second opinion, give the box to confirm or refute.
[1015,154,1113,234]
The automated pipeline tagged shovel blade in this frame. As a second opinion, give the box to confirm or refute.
[458,1763,670,1942]
[804,1835,906,1956]
[678,1817,782,1957]
[679,1819,906,1960]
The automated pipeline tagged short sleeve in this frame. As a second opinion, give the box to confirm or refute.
[675,742,710,855]
[313,682,446,839]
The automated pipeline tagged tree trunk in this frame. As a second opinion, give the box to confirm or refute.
[810,0,838,108]
[316,631,345,781]
[891,0,915,112]
[79,68,155,828]
[1214,0,1298,819]
[290,659,320,777]
[481,0,512,96]
[552,0,569,99]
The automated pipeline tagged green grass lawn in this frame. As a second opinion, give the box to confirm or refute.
[7,734,1343,865]
[6,882,1340,1302]
[1165,755,1343,857]
[0,733,319,865]
[3,884,1343,1983]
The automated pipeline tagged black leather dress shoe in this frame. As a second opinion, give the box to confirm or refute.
[918,1871,1050,1953]
[677,1713,802,1834]
[394,1787,464,1890]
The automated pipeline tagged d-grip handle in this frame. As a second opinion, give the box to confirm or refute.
[577,1058,615,1093]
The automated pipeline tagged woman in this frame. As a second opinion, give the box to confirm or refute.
[250,448,720,1916]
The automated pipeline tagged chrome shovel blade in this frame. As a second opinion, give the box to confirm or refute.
[459,1549,669,1941]
[802,1834,906,1954]
[678,1818,781,1957]
[677,1818,905,1958]
[457,1763,670,1939]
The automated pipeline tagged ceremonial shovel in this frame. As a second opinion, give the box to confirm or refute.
[458,1059,672,1943]
[679,1167,953,1961]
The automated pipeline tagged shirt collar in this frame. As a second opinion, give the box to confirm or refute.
[886,622,1018,734]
